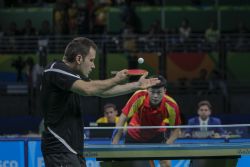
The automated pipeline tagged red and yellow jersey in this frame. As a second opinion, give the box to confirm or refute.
[122,90,181,141]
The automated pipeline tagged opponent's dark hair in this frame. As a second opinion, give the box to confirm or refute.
[150,75,167,89]
[64,37,97,62]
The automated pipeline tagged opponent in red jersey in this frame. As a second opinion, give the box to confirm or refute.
[112,75,182,167]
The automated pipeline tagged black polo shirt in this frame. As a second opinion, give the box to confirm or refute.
[41,60,87,156]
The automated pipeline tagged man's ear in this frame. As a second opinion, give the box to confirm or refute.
[75,54,82,64]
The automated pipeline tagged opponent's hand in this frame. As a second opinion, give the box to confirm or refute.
[111,129,119,144]
[138,72,160,89]
[113,69,128,83]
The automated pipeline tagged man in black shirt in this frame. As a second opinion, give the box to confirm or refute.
[40,37,160,167]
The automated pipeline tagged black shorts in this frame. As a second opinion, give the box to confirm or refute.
[125,132,165,144]
[43,152,86,167]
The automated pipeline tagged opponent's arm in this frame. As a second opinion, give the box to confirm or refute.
[166,128,181,144]
[160,128,181,167]
[112,113,127,144]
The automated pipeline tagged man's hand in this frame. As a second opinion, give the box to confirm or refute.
[138,72,160,89]
[113,69,128,83]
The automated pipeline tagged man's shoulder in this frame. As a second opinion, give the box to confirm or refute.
[96,117,107,123]
[134,90,148,95]
[44,61,81,79]
[132,90,148,99]
[46,61,71,72]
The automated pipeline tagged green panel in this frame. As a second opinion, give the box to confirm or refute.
[107,7,218,33]
[107,8,122,33]
[165,0,215,6]
[75,0,86,6]
[221,10,250,32]
[107,6,250,33]
[136,7,162,32]
[227,52,250,81]
[164,9,217,32]
[2,52,250,81]
[0,54,36,72]
[106,53,128,78]
[0,8,53,31]
[0,53,100,79]
[0,54,61,72]
[219,0,250,6]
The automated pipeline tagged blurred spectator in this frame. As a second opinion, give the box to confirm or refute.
[21,19,36,52]
[144,20,164,51]
[5,22,20,51]
[208,69,228,98]
[191,68,209,96]
[234,21,249,51]
[21,19,36,36]
[165,28,179,51]
[11,56,26,82]
[68,3,78,35]
[185,100,224,138]
[53,0,69,51]
[38,20,51,38]
[91,1,109,34]
[121,24,138,81]
[122,24,137,52]
[77,4,90,34]
[54,0,68,35]
[26,57,43,114]
[38,20,51,53]
[120,0,141,33]
[96,103,119,124]
[54,9,66,34]
[179,18,191,43]
[204,21,220,50]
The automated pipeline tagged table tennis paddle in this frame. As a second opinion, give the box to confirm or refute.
[111,69,148,76]
[127,69,147,75]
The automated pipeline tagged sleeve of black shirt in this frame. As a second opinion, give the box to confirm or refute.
[49,71,80,91]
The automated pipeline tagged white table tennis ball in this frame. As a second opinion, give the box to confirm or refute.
[138,57,144,64]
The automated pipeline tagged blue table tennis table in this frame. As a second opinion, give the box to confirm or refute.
[84,138,250,159]
[84,138,250,167]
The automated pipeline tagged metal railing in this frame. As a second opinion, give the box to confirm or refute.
[0,33,250,53]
